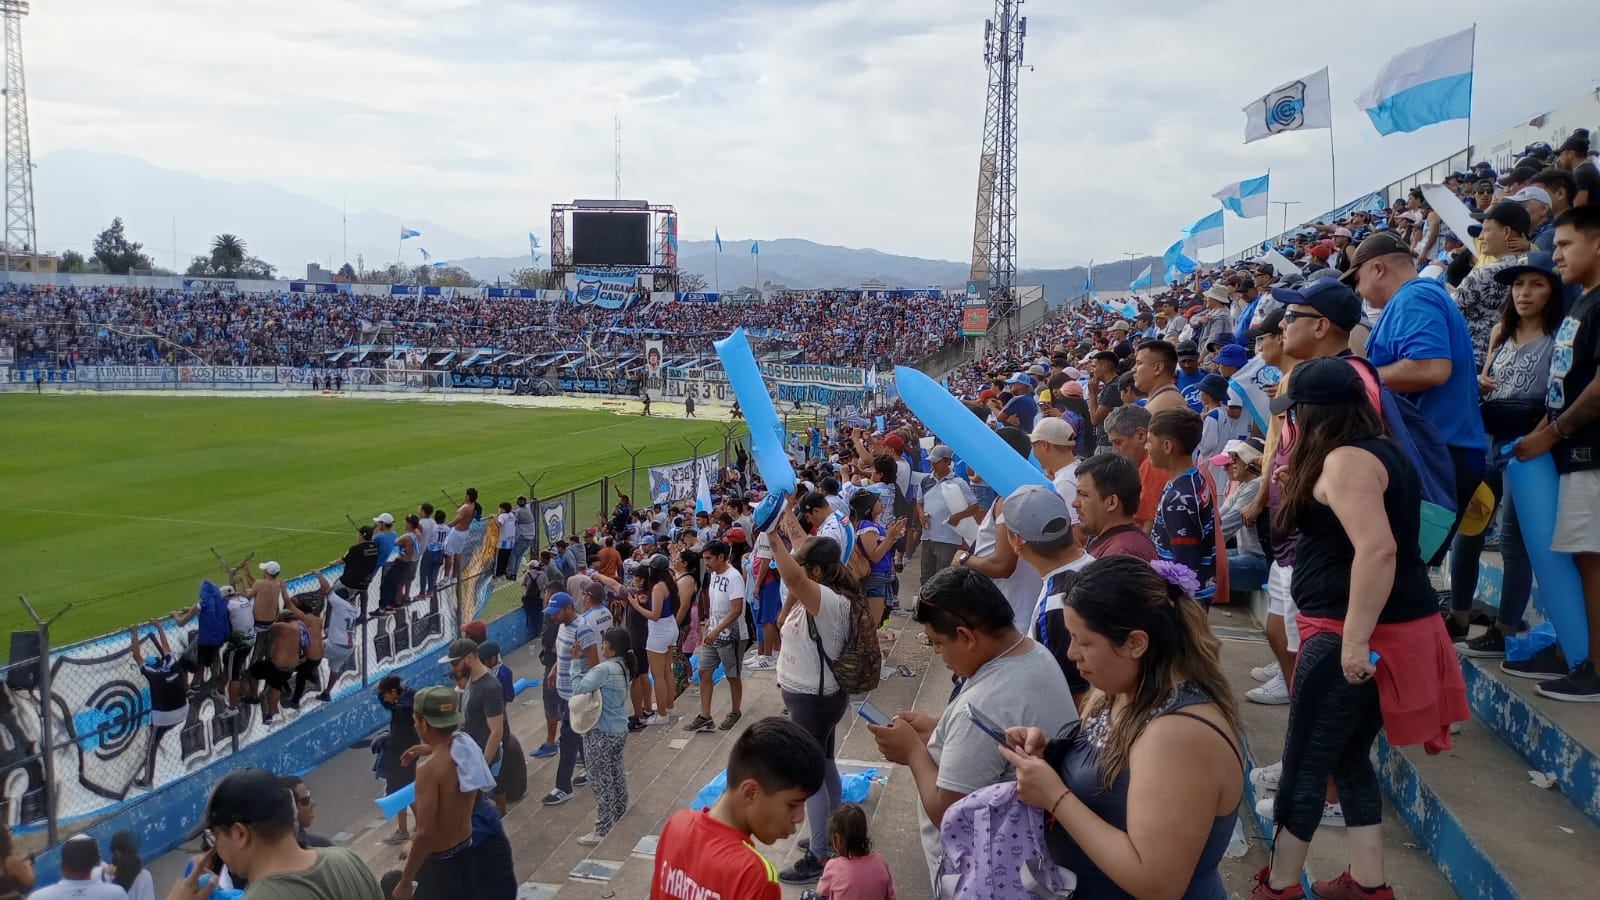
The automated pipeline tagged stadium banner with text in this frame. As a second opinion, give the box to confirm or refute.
[572,268,640,310]
[182,278,237,292]
[676,292,719,303]
[648,452,723,505]
[178,366,278,384]
[74,366,177,384]
[962,306,991,336]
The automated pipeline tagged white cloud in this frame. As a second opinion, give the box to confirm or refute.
[24,0,1600,266]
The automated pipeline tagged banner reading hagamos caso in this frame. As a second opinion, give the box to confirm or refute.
[648,452,722,505]
[572,268,640,310]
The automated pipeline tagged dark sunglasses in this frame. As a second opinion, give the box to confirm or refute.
[1283,310,1327,324]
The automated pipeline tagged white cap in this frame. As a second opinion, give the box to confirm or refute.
[1029,417,1077,447]
[1507,186,1553,207]
[374,512,395,525]
[259,561,281,575]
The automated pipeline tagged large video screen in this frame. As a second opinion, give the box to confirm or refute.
[572,212,650,267]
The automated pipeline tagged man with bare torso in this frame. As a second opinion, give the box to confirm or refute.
[284,589,326,709]
[442,488,478,582]
[236,560,289,703]
[246,612,303,723]
[393,686,517,900]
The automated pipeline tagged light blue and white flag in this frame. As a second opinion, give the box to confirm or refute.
[400,227,421,240]
[1242,67,1332,144]
[1130,264,1153,291]
[528,233,541,264]
[715,229,723,252]
[432,260,449,269]
[1356,27,1474,136]
[694,464,713,515]
[1162,240,1197,284]
[1182,210,1226,256]
[1214,173,1271,218]
[750,241,760,256]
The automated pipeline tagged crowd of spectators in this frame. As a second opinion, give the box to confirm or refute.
[0,284,964,373]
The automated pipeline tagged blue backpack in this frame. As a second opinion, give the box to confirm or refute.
[1347,357,1459,563]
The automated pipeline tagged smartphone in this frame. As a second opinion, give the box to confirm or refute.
[966,706,1008,744]
[854,700,893,726]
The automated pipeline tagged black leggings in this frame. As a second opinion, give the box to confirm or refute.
[1273,631,1385,841]
[143,723,178,783]
[782,689,847,858]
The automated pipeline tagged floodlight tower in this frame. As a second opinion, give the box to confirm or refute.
[968,0,1025,344]
[1,0,35,272]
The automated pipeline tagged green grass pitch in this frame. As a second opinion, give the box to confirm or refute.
[0,394,735,651]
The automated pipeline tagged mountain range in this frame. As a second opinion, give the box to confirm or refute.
[35,150,1156,301]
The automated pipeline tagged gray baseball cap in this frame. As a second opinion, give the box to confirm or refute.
[1004,485,1073,543]
[929,444,955,461]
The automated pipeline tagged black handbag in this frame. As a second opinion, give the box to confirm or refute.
[1479,397,1546,440]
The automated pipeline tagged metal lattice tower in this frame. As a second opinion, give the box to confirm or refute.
[970,0,1025,344]
[1,0,33,272]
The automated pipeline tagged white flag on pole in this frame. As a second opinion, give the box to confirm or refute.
[1242,67,1333,144]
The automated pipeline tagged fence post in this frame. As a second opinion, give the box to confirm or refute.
[620,445,645,507]
[359,614,370,690]
[19,594,68,848]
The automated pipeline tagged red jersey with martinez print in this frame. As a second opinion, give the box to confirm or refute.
[652,808,780,900]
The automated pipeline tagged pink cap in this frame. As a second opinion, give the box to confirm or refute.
[1209,452,1232,468]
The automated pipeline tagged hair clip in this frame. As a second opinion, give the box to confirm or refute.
[1149,560,1199,598]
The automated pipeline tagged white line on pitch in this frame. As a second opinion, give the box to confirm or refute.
[16,508,346,535]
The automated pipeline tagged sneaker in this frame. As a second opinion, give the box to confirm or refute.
[574,772,589,788]
[541,789,572,807]
[1536,660,1600,703]
[1250,662,1280,684]
[684,715,717,733]
[1246,673,1291,705]
[746,655,776,670]
[1502,644,1569,681]
[529,743,558,758]
[382,831,411,846]
[628,717,647,733]
[1249,761,1282,793]
[1444,616,1470,642]
[577,831,604,847]
[719,711,743,731]
[1457,628,1507,658]
[644,713,673,726]
[1249,865,1306,899]
[1255,798,1343,827]
[1310,870,1395,900]
[778,851,826,885]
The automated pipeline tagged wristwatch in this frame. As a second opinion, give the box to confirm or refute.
[956,551,972,567]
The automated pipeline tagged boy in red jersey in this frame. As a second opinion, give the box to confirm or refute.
[652,717,825,899]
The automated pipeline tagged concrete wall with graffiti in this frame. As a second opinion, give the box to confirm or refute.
[0,519,502,836]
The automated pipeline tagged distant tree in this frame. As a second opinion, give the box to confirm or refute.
[58,249,87,273]
[210,234,247,273]
[336,262,357,281]
[508,267,555,290]
[677,271,710,293]
[91,218,153,274]
[431,265,480,287]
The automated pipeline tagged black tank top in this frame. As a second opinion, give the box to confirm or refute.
[1290,436,1436,623]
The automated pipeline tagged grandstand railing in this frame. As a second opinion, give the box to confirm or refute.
[0,442,728,860]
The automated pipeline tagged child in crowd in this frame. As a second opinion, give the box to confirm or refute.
[804,803,895,900]
[652,717,826,900]
[1146,408,1222,606]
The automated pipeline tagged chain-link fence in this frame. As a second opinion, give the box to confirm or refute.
[0,437,745,861]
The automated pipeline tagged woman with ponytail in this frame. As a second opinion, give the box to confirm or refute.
[96,829,153,900]
[998,554,1244,900]
[571,628,636,847]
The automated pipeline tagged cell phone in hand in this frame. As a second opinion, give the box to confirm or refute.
[966,706,1008,744]
[854,700,892,726]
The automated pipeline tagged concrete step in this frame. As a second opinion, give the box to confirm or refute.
[1219,630,1457,900]
[1456,640,1600,831]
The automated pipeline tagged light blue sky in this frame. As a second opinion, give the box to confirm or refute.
[25,0,1600,265]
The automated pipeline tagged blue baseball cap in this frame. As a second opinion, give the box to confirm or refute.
[543,591,575,616]
[1269,277,1362,332]
[1214,344,1249,368]
[1492,251,1559,288]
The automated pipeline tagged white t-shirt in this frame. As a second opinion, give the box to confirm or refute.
[420,518,441,549]
[581,604,615,635]
[776,584,851,696]
[90,867,153,900]
[496,512,517,547]
[226,595,255,635]
[973,505,1044,630]
[1050,459,1082,524]
[707,567,748,642]
[325,591,357,649]
[917,641,1079,880]
[816,511,856,563]
[28,878,129,900]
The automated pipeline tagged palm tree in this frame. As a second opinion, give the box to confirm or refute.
[210,234,247,274]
